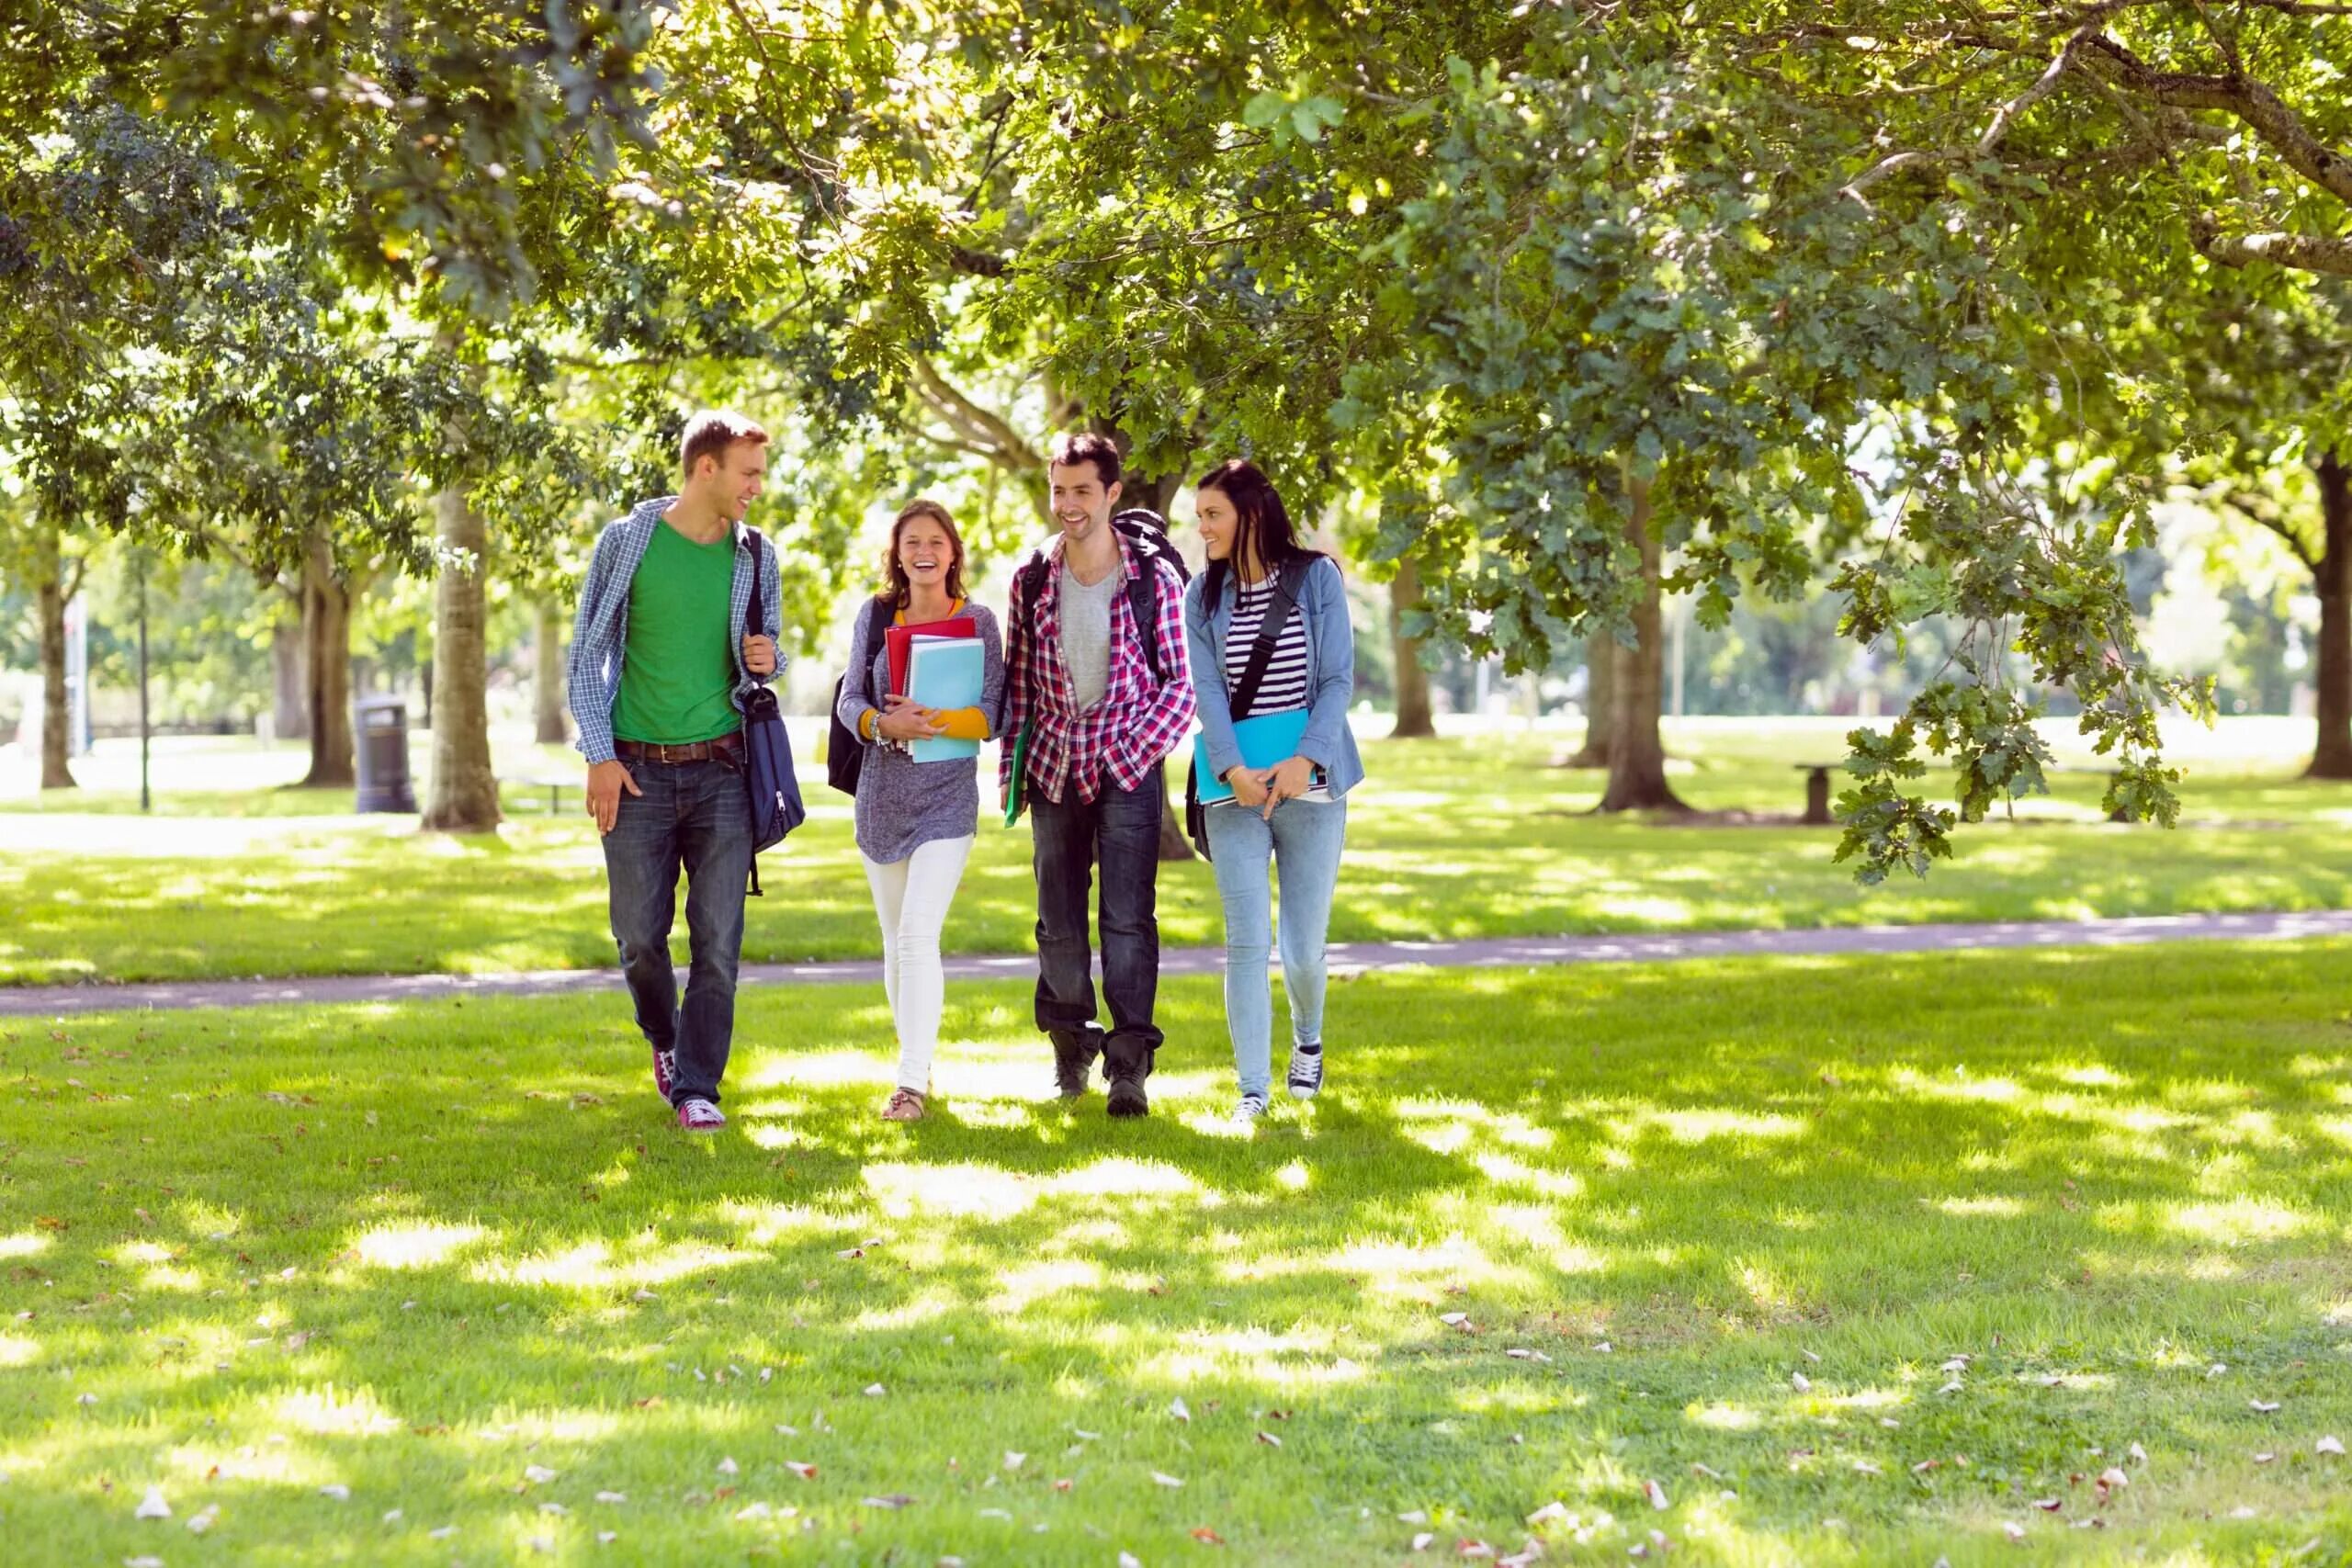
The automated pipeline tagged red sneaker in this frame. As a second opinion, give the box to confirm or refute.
[651,1047,677,1104]
[676,1098,726,1132]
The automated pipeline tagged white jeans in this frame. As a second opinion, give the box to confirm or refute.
[862,835,974,1091]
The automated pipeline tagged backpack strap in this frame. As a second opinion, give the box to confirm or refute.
[1227,557,1309,721]
[1125,560,1163,685]
[741,528,767,676]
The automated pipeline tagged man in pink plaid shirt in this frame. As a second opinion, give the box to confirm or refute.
[1000,432,1196,1118]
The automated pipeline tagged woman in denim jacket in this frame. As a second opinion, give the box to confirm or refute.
[1182,459,1365,1124]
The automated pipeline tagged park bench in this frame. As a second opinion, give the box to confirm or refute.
[520,776,576,816]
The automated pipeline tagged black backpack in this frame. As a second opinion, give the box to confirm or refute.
[1006,508,1191,684]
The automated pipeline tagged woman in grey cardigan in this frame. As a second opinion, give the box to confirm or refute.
[834,500,1005,1122]
[1183,459,1364,1124]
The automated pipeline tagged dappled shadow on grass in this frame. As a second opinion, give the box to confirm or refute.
[6,942,2352,1562]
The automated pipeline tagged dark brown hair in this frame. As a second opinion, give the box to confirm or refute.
[1048,430,1123,490]
[678,410,769,477]
[879,498,968,609]
[1196,457,1320,601]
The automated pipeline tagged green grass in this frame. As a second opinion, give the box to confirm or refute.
[6,942,2350,1563]
[6,719,2351,985]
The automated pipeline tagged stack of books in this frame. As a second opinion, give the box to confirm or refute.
[888,616,985,762]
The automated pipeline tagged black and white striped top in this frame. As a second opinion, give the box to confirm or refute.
[1223,574,1312,716]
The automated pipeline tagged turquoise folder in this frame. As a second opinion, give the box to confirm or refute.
[1192,708,1312,804]
[905,637,985,763]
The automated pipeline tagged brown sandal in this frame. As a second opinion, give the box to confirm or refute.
[881,1088,927,1122]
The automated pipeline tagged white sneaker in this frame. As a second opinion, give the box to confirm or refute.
[1286,1044,1324,1100]
[1233,1092,1269,1126]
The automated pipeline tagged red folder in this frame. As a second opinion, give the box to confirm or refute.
[886,615,977,695]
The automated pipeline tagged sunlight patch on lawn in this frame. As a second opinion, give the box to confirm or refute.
[1629,1108,1807,1144]
[350,1221,487,1269]
[1888,1066,2028,1105]
[989,1258,1102,1314]
[2159,1198,2325,1246]
[864,1161,1035,1221]
[1473,1152,1584,1199]
[1932,1195,2028,1218]
[0,1333,39,1367]
[275,1385,407,1437]
[1689,1401,1762,1431]
[1045,1157,1202,1200]
[0,1232,53,1259]
[477,1235,759,1291]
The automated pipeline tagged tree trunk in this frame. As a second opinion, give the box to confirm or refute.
[1598,470,1687,812]
[272,612,310,740]
[420,479,502,832]
[297,532,356,787]
[35,520,74,790]
[1388,558,1437,739]
[2308,453,2352,779]
[534,598,569,745]
[1563,632,1618,768]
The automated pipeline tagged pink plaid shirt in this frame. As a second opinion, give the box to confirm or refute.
[1000,535,1196,808]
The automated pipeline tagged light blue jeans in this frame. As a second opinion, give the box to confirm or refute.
[1204,795,1347,1098]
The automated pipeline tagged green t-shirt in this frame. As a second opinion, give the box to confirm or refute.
[611,519,741,745]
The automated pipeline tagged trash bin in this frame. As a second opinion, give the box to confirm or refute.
[354,694,416,813]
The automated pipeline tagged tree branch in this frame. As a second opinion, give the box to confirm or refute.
[2190,216,2352,276]
[1977,22,2096,156]
[2223,491,2323,572]
[2082,37,2352,206]
[907,355,1043,472]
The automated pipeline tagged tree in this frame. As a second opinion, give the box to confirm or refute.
[1386,558,1438,739]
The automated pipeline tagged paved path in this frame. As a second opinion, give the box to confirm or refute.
[5,908,2348,1019]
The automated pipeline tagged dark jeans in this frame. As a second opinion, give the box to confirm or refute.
[1030,764,1166,1079]
[602,756,752,1104]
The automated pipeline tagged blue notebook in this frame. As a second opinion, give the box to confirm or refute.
[904,636,985,763]
[1192,708,1315,804]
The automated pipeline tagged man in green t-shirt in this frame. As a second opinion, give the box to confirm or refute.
[566,411,784,1132]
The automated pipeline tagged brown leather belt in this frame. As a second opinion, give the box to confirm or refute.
[616,732,744,765]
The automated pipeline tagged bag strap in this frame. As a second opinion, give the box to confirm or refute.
[1125,563,1163,684]
[742,528,765,640]
[1228,558,1308,720]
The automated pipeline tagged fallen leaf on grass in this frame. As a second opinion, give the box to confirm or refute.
[2252,1400,2281,1414]
[733,1502,772,1521]
[865,1383,888,1398]
[978,1507,1012,1521]
[2321,1437,2346,1456]
[1399,1511,1429,1524]
[1791,1371,1811,1393]
[1256,1432,1282,1448]
[597,1531,617,1544]
[1119,1554,1142,1568]
[1192,1526,1227,1544]
[1642,1479,1669,1510]
[1911,1459,1942,1474]
[863,1494,915,1509]
[428,1526,457,1540]
[525,1466,558,1484]
[717,1457,738,1476]
[187,1505,219,1534]
[1439,1312,1472,1329]
[594,1491,627,1504]
[319,1484,350,1502]
[785,1462,817,1480]
[540,1503,569,1517]
[136,1486,171,1520]
[1153,1472,1185,1488]
[2256,1452,2277,1464]
[1505,1348,1552,1363]
[1411,1533,1435,1551]
[2033,1498,2062,1512]
[1053,1478,1073,1493]
[1937,1380,1963,1395]
[1852,1461,1882,1477]
[1170,1396,1191,1423]
[1457,1541,1494,1559]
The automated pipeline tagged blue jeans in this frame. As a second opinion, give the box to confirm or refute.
[601,756,752,1104]
[1205,795,1347,1098]
[1030,766,1166,1079]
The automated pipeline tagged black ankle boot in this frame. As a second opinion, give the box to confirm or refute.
[1105,1074,1149,1118]
[1051,1030,1101,1099]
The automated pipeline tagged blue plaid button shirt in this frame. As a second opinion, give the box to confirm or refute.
[567,496,786,765]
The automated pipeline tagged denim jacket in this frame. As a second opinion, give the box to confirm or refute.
[566,496,786,765]
[1182,553,1365,799]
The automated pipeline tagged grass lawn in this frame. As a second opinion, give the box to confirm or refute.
[6,719,2350,986]
[6,942,2351,1563]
